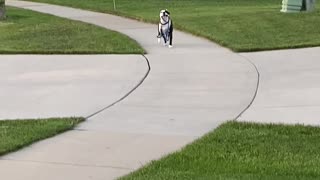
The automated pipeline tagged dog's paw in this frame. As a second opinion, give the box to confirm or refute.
[168,45,173,48]
[157,38,161,44]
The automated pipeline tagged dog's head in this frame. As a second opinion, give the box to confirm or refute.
[159,9,170,22]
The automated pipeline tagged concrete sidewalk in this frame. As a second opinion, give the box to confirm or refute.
[238,47,320,125]
[0,1,258,179]
[0,55,149,119]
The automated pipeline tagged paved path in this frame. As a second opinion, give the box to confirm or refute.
[0,55,149,119]
[6,0,317,179]
[1,1,258,179]
[239,47,320,125]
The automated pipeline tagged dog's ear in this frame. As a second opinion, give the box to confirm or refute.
[160,10,165,17]
[165,9,170,15]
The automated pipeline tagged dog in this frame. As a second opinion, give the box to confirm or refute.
[157,9,173,48]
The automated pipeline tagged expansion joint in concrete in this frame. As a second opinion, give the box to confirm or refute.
[0,158,133,170]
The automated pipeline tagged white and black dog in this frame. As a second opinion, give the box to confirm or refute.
[157,9,173,48]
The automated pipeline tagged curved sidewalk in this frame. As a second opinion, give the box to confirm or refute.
[1,1,258,180]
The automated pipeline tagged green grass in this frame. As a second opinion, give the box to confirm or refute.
[25,0,320,52]
[0,0,5,20]
[0,7,144,54]
[121,121,320,180]
[0,117,84,156]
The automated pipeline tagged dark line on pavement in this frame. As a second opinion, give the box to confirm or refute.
[234,54,260,120]
[0,158,133,170]
[85,54,151,119]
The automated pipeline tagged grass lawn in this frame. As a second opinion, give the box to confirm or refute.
[24,0,320,52]
[121,121,320,180]
[0,117,84,156]
[0,7,144,54]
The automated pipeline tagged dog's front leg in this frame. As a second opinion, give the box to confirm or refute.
[160,28,167,44]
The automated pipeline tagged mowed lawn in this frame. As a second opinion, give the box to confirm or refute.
[121,122,320,180]
[0,118,84,156]
[0,7,144,54]
[26,0,320,51]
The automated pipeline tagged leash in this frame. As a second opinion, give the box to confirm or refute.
[160,16,170,25]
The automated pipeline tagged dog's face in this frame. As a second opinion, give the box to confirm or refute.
[160,9,170,22]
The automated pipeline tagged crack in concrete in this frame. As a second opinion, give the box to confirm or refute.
[85,54,151,119]
[234,54,260,120]
[0,158,133,170]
